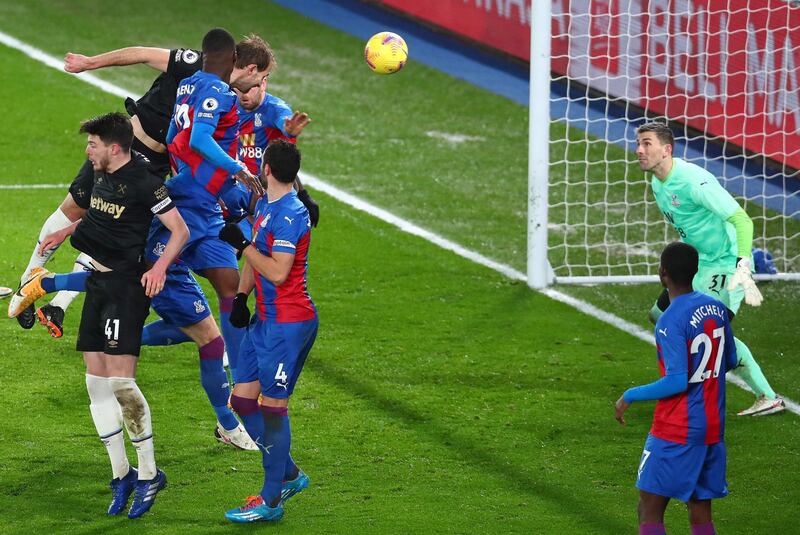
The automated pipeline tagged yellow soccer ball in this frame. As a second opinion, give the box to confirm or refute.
[364,32,408,75]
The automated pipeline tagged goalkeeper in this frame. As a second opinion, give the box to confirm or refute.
[636,122,784,417]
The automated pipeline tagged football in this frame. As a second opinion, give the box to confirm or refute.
[364,32,408,74]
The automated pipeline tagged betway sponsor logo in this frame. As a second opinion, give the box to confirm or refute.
[90,196,126,219]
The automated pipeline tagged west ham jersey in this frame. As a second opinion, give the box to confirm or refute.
[237,93,296,175]
[251,191,316,323]
[125,48,202,145]
[166,70,239,210]
[651,291,738,445]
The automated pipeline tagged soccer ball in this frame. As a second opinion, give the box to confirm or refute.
[364,32,408,75]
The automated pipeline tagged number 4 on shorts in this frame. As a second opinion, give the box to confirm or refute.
[275,363,288,383]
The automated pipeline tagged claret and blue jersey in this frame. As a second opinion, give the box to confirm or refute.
[651,291,738,445]
[250,191,316,323]
[237,93,296,176]
[166,70,240,210]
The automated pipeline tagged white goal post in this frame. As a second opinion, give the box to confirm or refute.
[528,0,800,287]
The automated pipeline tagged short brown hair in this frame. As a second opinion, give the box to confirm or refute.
[637,122,674,147]
[79,112,133,152]
[235,34,274,72]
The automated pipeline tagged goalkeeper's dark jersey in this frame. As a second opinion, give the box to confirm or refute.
[70,152,175,274]
[124,48,202,146]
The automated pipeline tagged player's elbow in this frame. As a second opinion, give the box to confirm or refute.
[270,273,289,286]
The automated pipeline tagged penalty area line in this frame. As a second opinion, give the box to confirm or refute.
[2,28,796,416]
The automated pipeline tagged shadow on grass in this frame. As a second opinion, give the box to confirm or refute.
[311,357,631,533]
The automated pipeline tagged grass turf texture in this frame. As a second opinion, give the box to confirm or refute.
[0,1,798,532]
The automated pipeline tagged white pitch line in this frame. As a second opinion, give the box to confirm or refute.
[0,183,71,189]
[2,29,797,416]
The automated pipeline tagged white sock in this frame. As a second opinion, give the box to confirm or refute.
[109,377,156,480]
[86,374,129,479]
[49,253,96,311]
[21,208,74,283]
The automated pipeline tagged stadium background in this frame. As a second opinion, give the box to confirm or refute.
[0,0,798,532]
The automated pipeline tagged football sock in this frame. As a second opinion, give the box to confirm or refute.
[50,253,95,311]
[639,523,666,535]
[141,319,191,346]
[22,208,73,283]
[86,374,129,479]
[40,271,90,293]
[285,454,299,481]
[733,337,776,399]
[259,406,291,507]
[691,522,716,535]
[219,296,243,383]
[109,376,156,480]
[230,394,264,448]
[199,337,238,431]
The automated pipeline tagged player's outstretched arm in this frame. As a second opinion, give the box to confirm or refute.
[726,208,763,306]
[64,47,170,74]
[141,207,188,297]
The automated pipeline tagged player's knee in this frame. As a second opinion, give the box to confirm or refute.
[230,393,259,416]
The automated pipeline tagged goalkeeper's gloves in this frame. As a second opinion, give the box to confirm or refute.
[219,222,251,255]
[297,188,319,227]
[727,257,763,307]
[230,292,251,328]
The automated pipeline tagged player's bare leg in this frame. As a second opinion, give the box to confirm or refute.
[687,499,715,534]
[638,491,669,534]
[180,316,256,450]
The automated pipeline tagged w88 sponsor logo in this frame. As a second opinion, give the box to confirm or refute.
[239,145,264,160]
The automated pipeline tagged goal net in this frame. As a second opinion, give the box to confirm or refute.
[536,0,800,284]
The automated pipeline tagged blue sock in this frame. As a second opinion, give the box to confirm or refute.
[285,455,299,480]
[198,337,238,431]
[260,406,291,507]
[219,296,244,382]
[141,319,191,346]
[41,271,89,293]
[230,394,263,445]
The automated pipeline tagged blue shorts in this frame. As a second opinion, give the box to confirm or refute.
[236,317,318,398]
[636,434,728,502]
[146,205,238,273]
[150,263,211,328]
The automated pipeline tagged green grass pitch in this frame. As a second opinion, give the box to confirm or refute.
[0,1,798,533]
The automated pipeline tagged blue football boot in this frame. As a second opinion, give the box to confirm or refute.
[225,495,284,523]
[128,469,167,519]
[281,470,310,504]
[107,467,137,515]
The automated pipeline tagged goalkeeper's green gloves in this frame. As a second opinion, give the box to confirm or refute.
[727,257,763,306]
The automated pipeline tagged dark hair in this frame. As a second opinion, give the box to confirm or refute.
[263,140,300,183]
[235,34,274,72]
[79,112,133,152]
[202,28,236,56]
[660,242,698,286]
[637,122,674,147]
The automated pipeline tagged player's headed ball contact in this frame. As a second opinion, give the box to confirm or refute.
[364,32,408,75]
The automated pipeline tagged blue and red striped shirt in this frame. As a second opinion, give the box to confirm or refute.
[237,93,296,176]
[167,71,240,210]
[251,191,316,323]
[650,292,738,445]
